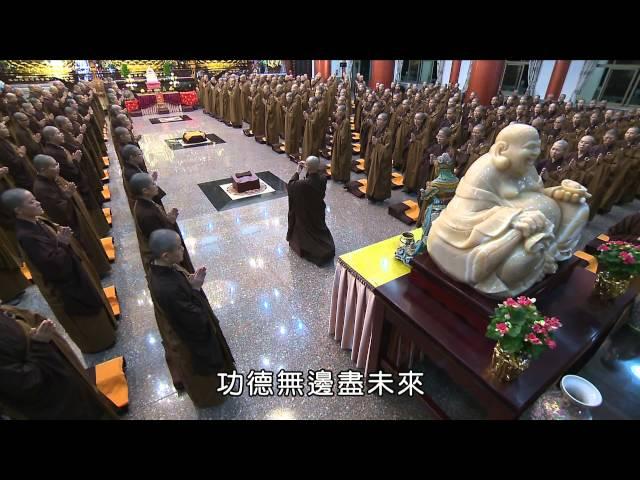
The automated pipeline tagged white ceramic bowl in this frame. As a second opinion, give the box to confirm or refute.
[560,375,603,408]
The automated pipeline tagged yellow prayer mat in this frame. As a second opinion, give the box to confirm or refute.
[352,132,361,140]
[402,200,420,222]
[102,156,110,167]
[352,144,361,153]
[339,227,423,288]
[356,159,365,172]
[392,173,404,187]
[357,178,367,194]
[574,251,598,274]
[326,168,332,176]
[597,234,610,242]
[101,237,116,262]
[101,170,110,182]
[277,143,286,152]
[103,207,112,226]
[20,262,33,282]
[351,125,355,132]
[103,285,120,317]
[102,185,111,201]
[95,356,128,409]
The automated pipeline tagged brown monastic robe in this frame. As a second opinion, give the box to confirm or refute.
[403,123,430,192]
[0,138,37,190]
[229,84,243,127]
[148,262,235,408]
[302,107,320,161]
[251,91,266,137]
[32,175,111,277]
[15,217,116,353]
[392,114,412,170]
[366,125,394,201]
[284,98,302,156]
[241,81,251,124]
[265,94,279,145]
[607,212,640,242]
[286,171,335,265]
[0,226,29,302]
[132,197,194,274]
[331,118,352,183]
[457,139,490,176]
[0,305,117,419]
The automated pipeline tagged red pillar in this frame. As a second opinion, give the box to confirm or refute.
[369,60,395,89]
[314,60,331,80]
[465,60,506,105]
[449,60,462,85]
[545,60,571,99]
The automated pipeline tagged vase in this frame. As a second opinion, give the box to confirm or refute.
[489,344,530,382]
[595,271,632,300]
[528,375,602,420]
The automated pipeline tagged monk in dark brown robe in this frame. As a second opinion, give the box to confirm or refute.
[403,113,430,193]
[539,140,571,188]
[31,155,111,277]
[456,124,490,176]
[0,304,118,419]
[284,92,302,157]
[366,113,394,202]
[264,86,279,146]
[2,189,116,354]
[287,157,335,266]
[240,75,251,124]
[228,77,243,128]
[362,102,383,174]
[302,97,321,161]
[0,123,36,191]
[0,207,29,302]
[392,102,412,171]
[12,113,43,160]
[607,212,640,243]
[129,172,194,273]
[42,126,109,238]
[420,127,455,186]
[207,78,218,117]
[600,127,640,211]
[250,85,265,138]
[147,229,235,408]
[330,106,352,183]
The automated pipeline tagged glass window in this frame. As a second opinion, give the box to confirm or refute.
[400,60,422,83]
[600,69,636,103]
[627,82,640,106]
[501,65,521,92]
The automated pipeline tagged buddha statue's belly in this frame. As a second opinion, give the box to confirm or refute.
[506,191,561,231]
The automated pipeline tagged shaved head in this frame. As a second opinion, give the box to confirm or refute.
[33,154,57,172]
[129,172,154,196]
[149,229,181,259]
[1,188,30,215]
[305,155,320,173]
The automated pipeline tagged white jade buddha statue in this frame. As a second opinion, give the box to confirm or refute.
[145,67,158,83]
[426,123,590,298]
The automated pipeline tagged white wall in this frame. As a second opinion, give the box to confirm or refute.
[443,60,453,84]
[458,60,471,87]
[534,60,556,98]
[562,60,585,99]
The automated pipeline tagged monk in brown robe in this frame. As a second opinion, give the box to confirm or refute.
[2,189,116,354]
[287,157,335,266]
[264,86,279,146]
[0,122,36,190]
[420,127,455,186]
[275,84,286,139]
[31,155,111,277]
[284,92,302,157]
[542,116,567,159]
[228,77,243,128]
[302,96,320,161]
[207,78,218,117]
[130,172,194,273]
[12,112,43,160]
[362,102,384,173]
[614,127,640,204]
[563,113,588,152]
[330,106,352,183]
[0,304,118,419]
[366,113,394,203]
[403,113,430,193]
[392,101,412,171]
[240,75,251,124]
[0,167,29,301]
[456,124,490,176]
[607,212,640,242]
[250,84,265,139]
[147,229,235,408]
[43,125,108,238]
[539,140,570,188]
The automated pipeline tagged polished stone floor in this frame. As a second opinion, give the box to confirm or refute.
[14,109,640,420]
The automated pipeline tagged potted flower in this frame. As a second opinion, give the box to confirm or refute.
[485,296,563,382]
[595,241,640,299]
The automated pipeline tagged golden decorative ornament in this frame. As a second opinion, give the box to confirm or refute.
[594,271,632,300]
[489,344,530,382]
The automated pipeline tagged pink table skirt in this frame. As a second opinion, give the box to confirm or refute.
[329,261,383,373]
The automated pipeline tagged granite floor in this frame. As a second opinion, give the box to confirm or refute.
[13,108,640,420]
